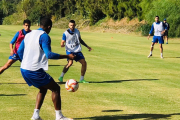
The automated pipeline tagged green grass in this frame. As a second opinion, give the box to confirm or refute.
[0,25,180,120]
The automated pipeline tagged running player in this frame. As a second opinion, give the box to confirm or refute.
[163,18,170,44]
[17,17,75,120]
[58,20,92,83]
[0,19,31,74]
[147,16,167,59]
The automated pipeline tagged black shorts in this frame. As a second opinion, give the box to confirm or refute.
[164,31,168,36]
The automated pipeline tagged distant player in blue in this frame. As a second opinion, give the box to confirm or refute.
[58,20,92,83]
[0,19,31,74]
[147,16,167,59]
[163,18,170,44]
[18,17,74,120]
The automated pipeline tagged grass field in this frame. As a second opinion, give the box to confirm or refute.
[0,25,180,120]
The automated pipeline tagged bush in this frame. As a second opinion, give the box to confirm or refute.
[139,23,151,36]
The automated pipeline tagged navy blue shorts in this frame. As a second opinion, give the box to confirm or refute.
[21,68,53,88]
[9,54,20,61]
[152,36,164,44]
[66,51,85,62]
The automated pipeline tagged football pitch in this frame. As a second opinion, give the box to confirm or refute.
[1,25,180,120]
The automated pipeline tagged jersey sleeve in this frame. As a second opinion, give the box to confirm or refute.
[40,33,60,59]
[10,31,19,44]
[149,24,154,35]
[62,33,66,41]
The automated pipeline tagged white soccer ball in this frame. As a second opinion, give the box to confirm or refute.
[65,79,79,92]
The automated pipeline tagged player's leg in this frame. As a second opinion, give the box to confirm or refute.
[159,44,163,58]
[158,36,164,58]
[32,88,47,120]
[148,42,155,58]
[0,59,16,74]
[78,59,88,83]
[58,60,73,82]
[42,79,73,120]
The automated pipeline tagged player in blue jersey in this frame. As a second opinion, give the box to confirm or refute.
[18,17,75,120]
[0,19,31,74]
[58,20,92,83]
[163,18,170,44]
[147,16,167,59]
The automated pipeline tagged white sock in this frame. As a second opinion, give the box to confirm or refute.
[80,76,84,81]
[60,72,65,77]
[32,109,40,119]
[55,110,63,119]
[150,51,152,55]
[161,53,163,56]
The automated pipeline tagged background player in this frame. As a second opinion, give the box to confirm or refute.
[163,18,170,44]
[147,16,167,59]
[18,17,74,120]
[58,20,92,83]
[0,19,31,74]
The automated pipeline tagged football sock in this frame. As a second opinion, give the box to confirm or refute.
[150,51,152,55]
[55,110,63,119]
[161,53,163,56]
[60,72,65,77]
[80,76,84,81]
[32,109,40,119]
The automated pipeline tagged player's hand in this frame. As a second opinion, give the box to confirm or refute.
[10,51,14,56]
[147,35,150,40]
[68,54,75,60]
[161,30,165,35]
[61,44,65,47]
[87,46,93,51]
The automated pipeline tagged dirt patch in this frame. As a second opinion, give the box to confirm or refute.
[79,18,146,34]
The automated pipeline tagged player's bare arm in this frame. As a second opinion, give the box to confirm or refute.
[79,37,92,51]
[9,44,14,56]
[61,40,65,47]
[147,34,151,40]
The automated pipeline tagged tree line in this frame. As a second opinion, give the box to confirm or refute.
[0,0,180,37]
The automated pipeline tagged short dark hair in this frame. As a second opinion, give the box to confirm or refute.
[40,17,52,27]
[69,20,75,24]
[155,16,159,19]
[23,19,31,25]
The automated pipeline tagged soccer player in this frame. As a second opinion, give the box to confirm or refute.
[0,19,31,74]
[17,17,75,120]
[163,18,170,44]
[58,20,92,83]
[147,16,167,59]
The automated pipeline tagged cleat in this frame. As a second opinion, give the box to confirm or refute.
[166,42,168,44]
[79,79,89,83]
[161,56,164,59]
[56,116,73,120]
[31,117,43,120]
[58,77,63,82]
[148,54,152,58]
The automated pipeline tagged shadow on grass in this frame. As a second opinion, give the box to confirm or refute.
[76,113,180,120]
[89,79,159,83]
[0,94,26,96]
[164,57,180,58]
[102,110,123,112]
[0,83,26,85]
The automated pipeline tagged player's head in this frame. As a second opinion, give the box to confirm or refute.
[40,17,52,34]
[155,16,159,22]
[23,19,31,32]
[69,20,76,31]
[163,18,166,23]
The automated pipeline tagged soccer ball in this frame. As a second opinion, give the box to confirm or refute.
[65,79,79,92]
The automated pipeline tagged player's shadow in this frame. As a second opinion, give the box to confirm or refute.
[76,113,180,120]
[164,57,180,58]
[102,110,123,112]
[89,79,159,83]
[8,65,65,67]
[0,83,26,85]
[0,94,26,96]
